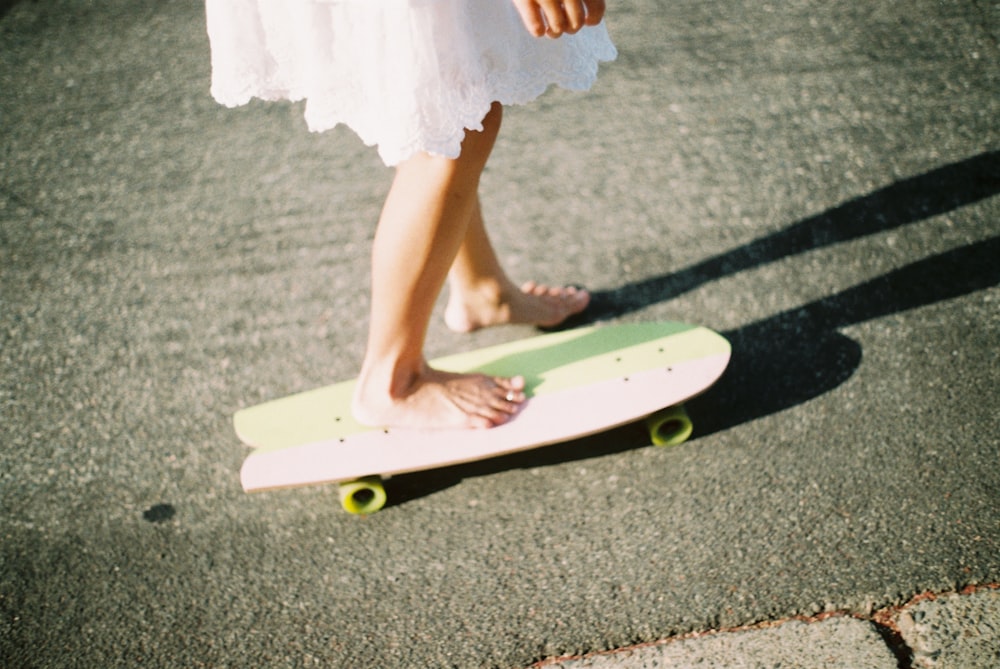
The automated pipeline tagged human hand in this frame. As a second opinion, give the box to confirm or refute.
[511,0,606,38]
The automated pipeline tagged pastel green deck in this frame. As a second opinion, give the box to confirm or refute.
[234,322,721,453]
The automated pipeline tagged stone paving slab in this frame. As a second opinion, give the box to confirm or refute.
[540,588,1000,669]
[544,616,898,669]
[897,589,1000,669]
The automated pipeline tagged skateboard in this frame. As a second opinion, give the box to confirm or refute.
[234,321,731,514]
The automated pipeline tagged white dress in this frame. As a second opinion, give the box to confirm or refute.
[206,0,616,165]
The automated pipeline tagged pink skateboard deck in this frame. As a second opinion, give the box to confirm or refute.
[235,322,731,513]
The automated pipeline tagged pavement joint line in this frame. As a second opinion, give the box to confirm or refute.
[529,583,1000,669]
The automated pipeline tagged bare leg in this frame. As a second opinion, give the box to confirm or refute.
[352,103,526,430]
[444,198,591,333]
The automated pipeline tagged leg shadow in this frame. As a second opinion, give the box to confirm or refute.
[583,150,1000,322]
[0,2,19,20]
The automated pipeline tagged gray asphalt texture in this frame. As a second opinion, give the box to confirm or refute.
[2,1,998,667]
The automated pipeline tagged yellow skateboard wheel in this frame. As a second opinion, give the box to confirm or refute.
[338,476,387,515]
[646,405,693,446]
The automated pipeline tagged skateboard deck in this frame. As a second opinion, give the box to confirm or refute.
[235,321,730,514]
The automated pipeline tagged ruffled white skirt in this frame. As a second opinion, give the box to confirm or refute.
[206,0,616,165]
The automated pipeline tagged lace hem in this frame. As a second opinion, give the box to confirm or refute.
[206,0,616,165]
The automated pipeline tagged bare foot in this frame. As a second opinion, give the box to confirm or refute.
[352,364,526,430]
[445,280,590,333]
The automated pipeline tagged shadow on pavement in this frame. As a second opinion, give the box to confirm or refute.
[384,152,1000,508]
[584,150,999,323]
[0,1,20,20]
[704,236,1000,437]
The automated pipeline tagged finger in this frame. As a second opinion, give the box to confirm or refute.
[514,1,548,37]
[583,0,605,26]
[537,0,567,37]
[562,0,586,33]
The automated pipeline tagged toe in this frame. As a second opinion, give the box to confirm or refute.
[487,376,525,416]
[506,375,526,392]
[521,281,548,297]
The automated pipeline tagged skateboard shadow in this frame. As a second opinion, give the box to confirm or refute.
[382,152,1000,509]
[701,236,1000,437]
[385,237,999,508]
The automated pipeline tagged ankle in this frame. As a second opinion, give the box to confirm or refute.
[451,274,501,298]
[358,353,425,399]
[353,359,416,426]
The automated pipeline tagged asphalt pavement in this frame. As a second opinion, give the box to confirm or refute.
[2,1,998,667]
